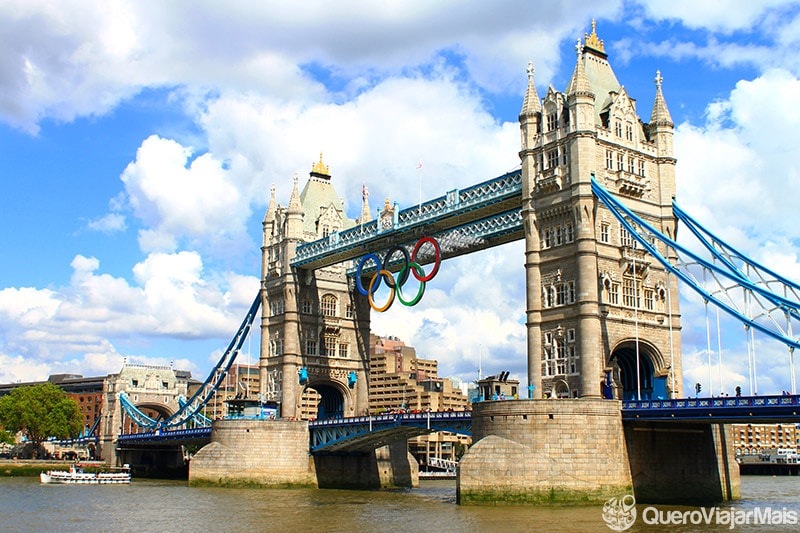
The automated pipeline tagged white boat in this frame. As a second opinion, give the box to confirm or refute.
[40,464,131,484]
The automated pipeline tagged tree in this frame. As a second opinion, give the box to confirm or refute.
[0,382,83,450]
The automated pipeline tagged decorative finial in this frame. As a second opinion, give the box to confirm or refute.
[654,70,663,88]
[583,19,605,53]
[362,184,369,200]
[311,152,330,176]
[527,61,534,79]
[575,38,582,56]
[270,183,276,195]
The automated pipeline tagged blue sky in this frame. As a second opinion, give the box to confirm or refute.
[2,1,800,397]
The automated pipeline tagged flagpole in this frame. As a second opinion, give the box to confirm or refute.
[417,161,423,217]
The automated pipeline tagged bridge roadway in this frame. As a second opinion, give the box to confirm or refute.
[114,394,800,453]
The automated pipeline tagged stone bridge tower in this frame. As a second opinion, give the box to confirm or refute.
[99,361,190,464]
[520,22,683,401]
[259,155,372,420]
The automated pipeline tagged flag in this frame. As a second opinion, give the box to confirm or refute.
[416,161,423,170]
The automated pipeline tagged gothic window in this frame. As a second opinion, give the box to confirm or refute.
[606,150,614,169]
[609,282,620,305]
[345,304,354,319]
[324,336,336,356]
[305,339,317,356]
[638,159,646,176]
[644,288,654,311]
[556,284,566,305]
[627,156,635,174]
[620,228,634,248]
[567,328,576,342]
[547,112,557,131]
[338,343,349,358]
[615,121,622,137]
[543,229,552,249]
[270,299,285,316]
[565,222,574,243]
[626,123,633,141]
[600,223,610,243]
[322,225,330,238]
[616,153,624,171]
[547,149,558,169]
[537,152,544,171]
[554,226,563,246]
[623,277,640,308]
[561,145,569,166]
[301,299,312,314]
[568,346,578,374]
[567,281,575,303]
[321,294,337,317]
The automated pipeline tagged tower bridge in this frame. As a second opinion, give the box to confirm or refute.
[99,22,800,504]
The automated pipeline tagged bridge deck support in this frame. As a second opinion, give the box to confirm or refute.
[189,419,316,487]
[314,440,418,489]
[458,399,631,505]
[624,421,740,503]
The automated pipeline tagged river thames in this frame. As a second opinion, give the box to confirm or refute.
[2,475,799,532]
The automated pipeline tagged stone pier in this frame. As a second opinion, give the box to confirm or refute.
[189,419,316,487]
[457,398,631,505]
[189,419,418,489]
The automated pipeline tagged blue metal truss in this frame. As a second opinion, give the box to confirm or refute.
[308,411,472,453]
[622,394,800,422]
[592,176,800,354]
[118,292,261,429]
[292,170,523,270]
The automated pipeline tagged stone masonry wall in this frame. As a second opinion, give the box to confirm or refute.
[189,419,316,487]
[457,398,632,504]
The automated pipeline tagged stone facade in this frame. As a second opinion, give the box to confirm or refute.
[259,156,372,420]
[458,399,631,504]
[520,23,683,400]
[189,419,317,487]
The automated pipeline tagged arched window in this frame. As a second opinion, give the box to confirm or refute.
[321,294,338,317]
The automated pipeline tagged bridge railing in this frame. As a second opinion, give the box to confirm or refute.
[308,410,471,428]
[117,426,212,443]
[292,170,522,268]
[622,394,800,411]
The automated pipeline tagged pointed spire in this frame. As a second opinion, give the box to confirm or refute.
[288,173,302,213]
[359,183,372,224]
[567,38,593,98]
[650,70,673,127]
[263,183,276,223]
[520,61,542,116]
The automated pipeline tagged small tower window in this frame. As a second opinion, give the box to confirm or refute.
[321,294,338,317]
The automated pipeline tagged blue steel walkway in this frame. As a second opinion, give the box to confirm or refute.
[622,394,800,423]
[114,395,800,451]
[308,411,472,453]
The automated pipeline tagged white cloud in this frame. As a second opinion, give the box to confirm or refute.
[0,252,260,381]
[639,0,797,33]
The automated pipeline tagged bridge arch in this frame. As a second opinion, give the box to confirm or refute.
[609,339,669,401]
[304,379,351,420]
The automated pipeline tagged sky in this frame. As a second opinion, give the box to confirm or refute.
[2,0,800,398]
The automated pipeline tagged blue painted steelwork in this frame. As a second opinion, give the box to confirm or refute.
[592,176,800,353]
[622,394,800,422]
[117,292,262,429]
[292,170,523,271]
[117,426,212,445]
[308,411,472,453]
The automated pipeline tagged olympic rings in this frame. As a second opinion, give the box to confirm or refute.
[355,236,441,312]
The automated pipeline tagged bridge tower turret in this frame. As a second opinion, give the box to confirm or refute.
[259,155,371,420]
[519,21,683,401]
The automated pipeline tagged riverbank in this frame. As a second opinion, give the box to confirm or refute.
[0,458,94,477]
